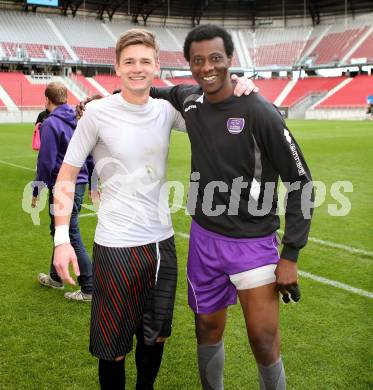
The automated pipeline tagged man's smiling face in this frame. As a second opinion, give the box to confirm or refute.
[189,37,233,102]
[115,44,159,96]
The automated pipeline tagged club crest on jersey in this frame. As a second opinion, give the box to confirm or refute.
[227,118,245,134]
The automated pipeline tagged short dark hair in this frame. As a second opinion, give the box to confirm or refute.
[183,24,234,62]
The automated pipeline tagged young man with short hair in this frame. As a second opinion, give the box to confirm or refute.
[53,29,186,389]
[151,25,313,390]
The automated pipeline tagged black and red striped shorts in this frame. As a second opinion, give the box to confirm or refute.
[89,236,177,361]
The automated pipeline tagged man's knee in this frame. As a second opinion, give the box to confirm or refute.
[196,315,225,344]
[249,327,279,364]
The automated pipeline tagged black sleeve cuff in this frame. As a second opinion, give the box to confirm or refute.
[280,245,299,262]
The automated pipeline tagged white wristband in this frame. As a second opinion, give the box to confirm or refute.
[54,225,70,247]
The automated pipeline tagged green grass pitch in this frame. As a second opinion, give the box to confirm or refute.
[0,120,372,389]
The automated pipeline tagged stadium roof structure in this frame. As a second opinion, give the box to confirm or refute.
[13,0,373,26]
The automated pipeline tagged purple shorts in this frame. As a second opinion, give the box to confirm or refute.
[187,220,280,314]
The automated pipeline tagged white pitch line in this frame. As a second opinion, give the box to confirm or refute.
[299,271,373,299]
[176,232,190,239]
[77,202,373,259]
[175,232,373,299]
[308,237,373,258]
[0,159,35,172]
[1,154,37,160]
[277,229,373,258]
[173,206,373,259]
[79,212,97,218]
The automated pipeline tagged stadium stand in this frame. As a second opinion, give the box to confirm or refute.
[93,74,123,94]
[0,72,49,108]
[0,11,60,46]
[282,77,345,107]
[151,79,170,87]
[0,72,79,108]
[297,25,330,65]
[73,47,115,64]
[1,42,71,61]
[0,9,372,121]
[92,74,169,94]
[167,78,197,85]
[0,10,372,69]
[50,15,114,48]
[159,51,188,68]
[73,74,105,97]
[161,27,188,50]
[108,23,192,67]
[253,79,289,103]
[348,30,373,62]
[0,12,73,61]
[316,75,373,108]
[310,23,369,65]
[245,27,310,68]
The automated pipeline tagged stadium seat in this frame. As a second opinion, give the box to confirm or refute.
[167,78,197,86]
[0,72,79,108]
[282,77,345,107]
[73,47,115,64]
[316,75,373,108]
[74,75,105,97]
[311,27,368,65]
[253,79,289,103]
[348,31,373,61]
[93,74,169,93]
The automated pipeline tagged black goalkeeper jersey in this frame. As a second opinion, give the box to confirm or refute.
[151,85,313,262]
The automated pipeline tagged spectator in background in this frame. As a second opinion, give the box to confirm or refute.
[35,108,49,127]
[32,81,93,302]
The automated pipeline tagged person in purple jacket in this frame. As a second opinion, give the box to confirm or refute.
[32,82,93,301]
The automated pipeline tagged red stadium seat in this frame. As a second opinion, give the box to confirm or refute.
[92,74,169,93]
[311,28,368,65]
[282,77,345,107]
[253,79,289,103]
[73,47,116,64]
[74,74,104,97]
[249,41,305,67]
[316,75,373,108]
[0,72,79,108]
[348,31,373,61]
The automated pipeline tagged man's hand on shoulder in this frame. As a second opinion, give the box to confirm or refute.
[54,243,80,286]
[275,258,301,303]
[231,74,259,97]
[76,94,103,120]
